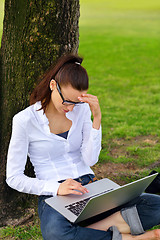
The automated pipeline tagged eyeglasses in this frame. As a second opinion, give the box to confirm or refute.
[56,81,84,106]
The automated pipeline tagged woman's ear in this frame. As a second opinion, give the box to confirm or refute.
[50,79,56,91]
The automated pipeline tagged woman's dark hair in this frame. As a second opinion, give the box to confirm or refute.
[30,54,89,111]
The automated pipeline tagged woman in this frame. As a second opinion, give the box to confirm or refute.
[6,54,160,240]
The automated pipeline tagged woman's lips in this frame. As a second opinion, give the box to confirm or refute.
[63,109,69,113]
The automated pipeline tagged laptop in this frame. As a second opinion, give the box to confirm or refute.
[45,173,158,223]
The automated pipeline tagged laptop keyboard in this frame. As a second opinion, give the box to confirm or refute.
[65,188,113,216]
[65,198,90,216]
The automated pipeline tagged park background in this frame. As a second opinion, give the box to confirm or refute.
[0,0,160,238]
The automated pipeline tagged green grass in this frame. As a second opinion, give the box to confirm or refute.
[0,0,4,39]
[79,0,160,170]
[0,224,42,240]
[1,0,160,238]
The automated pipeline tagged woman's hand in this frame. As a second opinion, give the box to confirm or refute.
[78,94,101,129]
[57,178,89,196]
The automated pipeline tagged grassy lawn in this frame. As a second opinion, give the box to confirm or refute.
[1,0,160,238]
[0,224,42,240]
[79,0,160,174]
[0,0,4,39]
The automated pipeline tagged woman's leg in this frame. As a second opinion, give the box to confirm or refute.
[38,190,160,240]
[38,196,113,240]
[87,211,160,240]
[87,193,160,240]
[86,211,131,233]
[122,230,160,240]
[135,193,160,230]
[87,211,160,239]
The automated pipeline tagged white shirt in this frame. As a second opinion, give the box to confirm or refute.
[6,101,102,196]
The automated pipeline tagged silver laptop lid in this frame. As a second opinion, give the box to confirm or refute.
[45,173,158,223]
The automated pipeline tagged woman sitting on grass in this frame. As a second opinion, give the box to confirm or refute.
[6,54,160,240]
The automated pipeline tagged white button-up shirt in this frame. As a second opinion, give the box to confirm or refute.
[6,101,102,196]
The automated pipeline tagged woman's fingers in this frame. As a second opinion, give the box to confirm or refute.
[70,180,89,194]
[78,94,101,118]
[70,182,89,194]
[78,94,98,103]
[70,190,85,195]
[78,94,100,108]
[57,179,89,196]
[78,93,101,130]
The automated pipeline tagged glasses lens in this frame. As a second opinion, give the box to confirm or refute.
[63,101,84,106]
[63,102,75,106]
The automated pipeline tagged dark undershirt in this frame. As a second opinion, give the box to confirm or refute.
[56,130,69,139]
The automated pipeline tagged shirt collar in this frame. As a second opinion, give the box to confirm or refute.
[34,101,49,125]
[33,101,77,125]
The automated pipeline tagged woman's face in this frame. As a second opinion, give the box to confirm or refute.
[50,80,87,114]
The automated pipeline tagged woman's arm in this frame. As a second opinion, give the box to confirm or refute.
[78,94,101,130]
[58,98,102,196]
[78,96,102,167]
[6,115,60,196]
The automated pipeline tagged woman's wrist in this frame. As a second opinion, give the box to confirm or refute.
[92,115,101,130]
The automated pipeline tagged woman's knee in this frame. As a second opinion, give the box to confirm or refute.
[136,193,160,230]
[40,204,77,240]
[138,193,160,211]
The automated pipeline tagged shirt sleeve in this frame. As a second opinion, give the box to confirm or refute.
[6,115,60,196]
[80,104,102,166]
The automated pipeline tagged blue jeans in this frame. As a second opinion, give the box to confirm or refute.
[38,174,160,240]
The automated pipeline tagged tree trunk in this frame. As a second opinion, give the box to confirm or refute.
[0,0,80,226]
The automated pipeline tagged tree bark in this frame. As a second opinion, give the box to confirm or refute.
[0,0,80,226]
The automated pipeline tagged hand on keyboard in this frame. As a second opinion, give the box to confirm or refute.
[57,178,89,196]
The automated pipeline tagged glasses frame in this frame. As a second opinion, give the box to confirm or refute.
[56,81,84,106]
